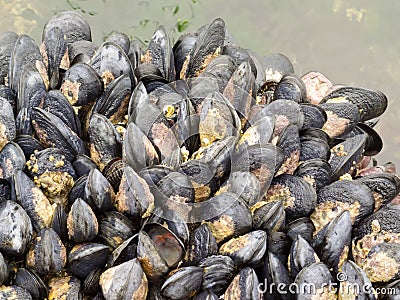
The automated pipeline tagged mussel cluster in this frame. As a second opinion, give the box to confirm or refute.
[0,10,399,300]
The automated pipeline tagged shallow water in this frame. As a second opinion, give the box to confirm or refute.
[1,0,399,168]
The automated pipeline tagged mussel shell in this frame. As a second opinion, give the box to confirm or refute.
[107,234,138,268]
[0,252,7,285]
[289,235,319,278]
[17,63,47,112]
[161,266,203,299]
[67,198,99,243]
[186,18,225,78]
[300,103,327,130]
[73,154,97,177]
[199,255,235,295]
[285,217,315,243]
[13,169,54,232]
[312,210,352,272]
[42,11,91,43]
[85,167,116,213]
[262,251,292,299]
[68,243,109,278]
[264,174,317,222]
[293,158,332,191]
[0,85,17,115]
[99,258,148,300]
[26,228,67,275]
[273,73,307,103]
[88,113,121,170]
[183,223,218,266]
[0,142,25,183]
[321,86,387,122]
[0,32,18,84]
[276,124,301,175]
[339,260,376,300]
[48,275,82,300]
[31,107,88,161]
[90,41,135,88]
[320,102,360,138]
[14,268,48,300]
[356,173,400,209]
[0,201,32,256]
[224,267,261,300]
[14,135,45,160]
[202,193,252,243]
[220,170,260,206]
[260,53,294,84]
[82,268,102,297]
[0,97,16,151]
[219,230,267,267]
[60,63,103,106]
[294,262,335,299]
[251,200,285,233]
[173,32,197,79]
[99,211,137,249]
[105,31,130,55]
[68,40,98,64]
[311,179,374,234]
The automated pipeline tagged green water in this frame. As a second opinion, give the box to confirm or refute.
[1,0,399,168]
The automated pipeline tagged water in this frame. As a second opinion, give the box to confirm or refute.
[1,0,399,168]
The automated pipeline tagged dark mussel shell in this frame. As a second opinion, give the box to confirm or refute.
[0,252,7,285]
[223,60,256,126]
[40,26,70,89]
[60,62,103,106]
[31,107,88,161]
[202,192,252,243]
[14,268,48,300]
[48,275,82,299]
[137,223,184,281]
[219,170,260,206]
[339,260,376,300]
[92,74,131,124]
[107,234,138,268]
[26,228,67,276]
[321,86,387,122]
[88,113,121,170]
[0,85,17,114]
[200,55,237,93]
[68,40,98,65]
[42,11,91,44]
[0,97,16,151]
[69,175,88,205]
[186,18,225,78]
[173,32,197,79]
[224,267,261,300]
[273,73,307,103]
[0,31,18,85]
[99,258,148,300]
[320,102,360,138]
[51,203,68,241]
[251,200,285,233]
[312,210,352,272]
[73,154,97,177]
[142,25,175,82]
[99,211,137,249]
[17,63,47,112]
[329,133,367,181]
[293,158,331,191]
[261,53,294,85]
[311,179,374,234]
[42,90,81,135]
[67,198,99,243]
[13,169,54,232]
[222,44,257,78]
[90,41,135,88]
[233,143,284,197]
[300,103,327,130]
[122,121,159,172]
[352,204,400,269]
[285,217,315,243]
[199,255,235,295]
[9,35,45,95]
[84,168,115,212]
[105,31,130,55]
[115,165,154,219]
[262,251,292,299]
[276,124,301,175]
[219,230,267,267]
[294,262,336,299]
[356,173,400,210]
[68,243,109,279]
[0,201,32,256]
[0,142,25,183]
[289,235,319,278]
[161,266,203,299]
[299,130,331,162]
[102,157,124,192]
[183,223,218,266]
[264,174,317,222]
